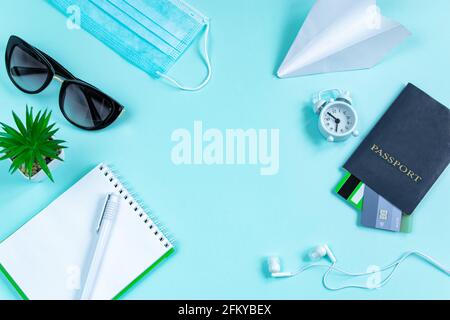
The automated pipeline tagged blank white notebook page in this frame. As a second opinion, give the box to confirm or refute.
[0,164,173,300]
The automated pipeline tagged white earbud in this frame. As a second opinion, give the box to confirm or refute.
[268,244,337,278]
[268,256,281,273]
[309,244,337,264]
[267,256,293,278]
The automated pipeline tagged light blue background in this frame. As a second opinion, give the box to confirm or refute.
[0,0,449,300]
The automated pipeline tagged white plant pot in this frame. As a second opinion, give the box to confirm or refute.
[11,149,65,183]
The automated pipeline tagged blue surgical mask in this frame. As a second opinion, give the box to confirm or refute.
[47,0,211,91]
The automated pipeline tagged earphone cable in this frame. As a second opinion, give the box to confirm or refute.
[290,263,331,277]
[288,251,449,290]
[325,251,449,290]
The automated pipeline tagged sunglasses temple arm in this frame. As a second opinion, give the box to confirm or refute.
[10,66,49,77]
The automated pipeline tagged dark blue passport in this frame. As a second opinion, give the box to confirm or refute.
[344,84,450,214]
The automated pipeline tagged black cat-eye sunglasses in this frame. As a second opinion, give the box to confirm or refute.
[5,35,124,130]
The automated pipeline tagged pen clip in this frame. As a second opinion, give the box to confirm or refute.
[96,194,111,233]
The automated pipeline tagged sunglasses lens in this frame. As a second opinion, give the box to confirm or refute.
[9,45,51,92]
[62,83,115,129]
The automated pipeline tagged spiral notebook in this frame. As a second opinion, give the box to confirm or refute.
[0,164,174,300]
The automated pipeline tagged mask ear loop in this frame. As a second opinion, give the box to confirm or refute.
[156,21,211,91]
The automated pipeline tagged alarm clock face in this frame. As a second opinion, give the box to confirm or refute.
[320,102,357,137]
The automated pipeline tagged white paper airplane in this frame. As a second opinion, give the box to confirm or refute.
[277,0,411,78]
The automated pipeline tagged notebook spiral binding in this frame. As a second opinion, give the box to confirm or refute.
[98,164,175,249]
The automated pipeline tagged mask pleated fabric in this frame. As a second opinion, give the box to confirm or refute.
[47,0,211,91]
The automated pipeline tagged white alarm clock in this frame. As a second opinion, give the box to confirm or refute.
[313,89,359,142]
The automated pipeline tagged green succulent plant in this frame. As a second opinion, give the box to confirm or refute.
[0,106,66,182]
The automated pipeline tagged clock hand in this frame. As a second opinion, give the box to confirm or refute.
[335,117,341,132]
[327,112,339,121]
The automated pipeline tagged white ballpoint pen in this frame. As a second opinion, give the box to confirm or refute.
[80,193,121,300]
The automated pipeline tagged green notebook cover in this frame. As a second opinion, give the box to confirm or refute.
[0,248,174,300]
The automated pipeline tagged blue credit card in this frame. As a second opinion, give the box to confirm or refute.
[361,186,402,232]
